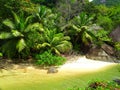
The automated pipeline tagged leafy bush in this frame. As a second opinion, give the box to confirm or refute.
[91,29,112,46]
[35,51,66,66]
[96,15,113,31]
[115,42,120,51]
[114,42,120,59]
[86,80,120,90]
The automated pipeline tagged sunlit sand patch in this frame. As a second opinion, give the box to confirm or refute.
[59,56,115,72]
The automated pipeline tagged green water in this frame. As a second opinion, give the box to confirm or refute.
[0,65,120,90]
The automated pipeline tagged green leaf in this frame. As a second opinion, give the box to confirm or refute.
[3,19,15,29]
[0,52,3,57]
[82,32,91,45]
[12,11,20,24]
[37,43,50,49]
[25,23,44,32]
[51,47,61,55]
[16,38,26,52]
[63,36,71,40]
[51,37,60,45]
[12,30,24,37]
[41,43,50,47]
[72,25,81,32]
[25,15,33,25]
[0,32,13,39]
[56,41,72,53]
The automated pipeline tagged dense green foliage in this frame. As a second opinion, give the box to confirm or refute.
[36,29,72,55]
[31,0,57,8]
[35,51,66,66]
[0,0,120,60]
[0,1,120,90]
[0,11,42,58]
[115,42,120,51]
[0,1,72,59]
[92,0,120,6]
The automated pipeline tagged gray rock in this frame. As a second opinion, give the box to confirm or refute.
[113,79,120,85]
[47,66,58,74]
[110,26,120,42]
[86,46,117,62]
[101,44,115,55]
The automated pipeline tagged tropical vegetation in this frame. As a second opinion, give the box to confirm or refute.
[92,0,120,6]
[0,0,120,89]
[0,0,120,63]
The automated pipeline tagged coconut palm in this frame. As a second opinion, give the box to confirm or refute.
[0,11,43,58]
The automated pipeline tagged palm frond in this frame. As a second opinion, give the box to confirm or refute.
[51,37,60,45]
[56,41,72,53]
[0,32,13,39]
[62,36,71,40]
[51,47,61,55]
[82,32,92,45]
[16,38,26,52]
[60,23,72,31]
[3,19,15,29]
[37,43,50,49]
[54,33,63,38]
[12,30,24,37]
[25,23,44,32]
[25,15,33,25]
[72,25,81,32]
[12,11,20,24]
[40,6,47,18]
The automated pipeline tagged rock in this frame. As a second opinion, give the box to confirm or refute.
[86,46,117,62]
[47,66,58,74]
[113,79,120,85]
[101,44,115,55]
[110,26,120,42]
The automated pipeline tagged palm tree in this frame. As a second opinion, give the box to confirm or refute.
[72,12,95,44]
[32,5,58,29]
[62,12,95,52]
[36,29,72,55]
[0,11,43,58]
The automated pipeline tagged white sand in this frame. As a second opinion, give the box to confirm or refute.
[59,56,115,72]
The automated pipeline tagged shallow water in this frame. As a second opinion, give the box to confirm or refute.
[0,64,120,90]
